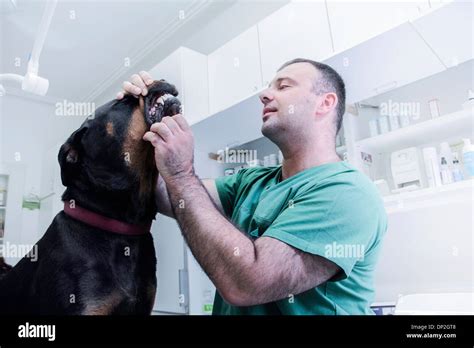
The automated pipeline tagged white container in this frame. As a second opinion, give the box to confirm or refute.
[439,142,454,171]
[263,156,270,167]
[440,157,453,185]
[268,154,277,166]
[462,138,474,177]
[388,114,400,131]
[451,153,464,182]
[369,119,379,137]
[462,90,474,111]
[378,115,389,134]
[247,159,262,168]
[422,147,442,188]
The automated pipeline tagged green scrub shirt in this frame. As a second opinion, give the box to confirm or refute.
[213,161,387,315]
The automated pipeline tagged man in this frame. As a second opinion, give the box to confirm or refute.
[117,58,388,315]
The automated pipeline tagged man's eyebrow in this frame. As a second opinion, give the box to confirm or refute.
[269,77,297,88]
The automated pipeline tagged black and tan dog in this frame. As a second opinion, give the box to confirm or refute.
[0,80,180,315]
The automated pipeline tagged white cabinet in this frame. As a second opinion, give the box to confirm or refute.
[258,1,333,86]
[326,0,430,53]
[149,47,209,126]
[324,23,445,103]
[208,26,263,114]
[152,214,188,314]
[412,0,473,68]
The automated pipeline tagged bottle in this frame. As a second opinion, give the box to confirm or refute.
[422,147,442,188]
[451,153,464,182]
[462,138,474,177]
[462,90,474,111]
[440,157,453,185]
[439,142,454,171]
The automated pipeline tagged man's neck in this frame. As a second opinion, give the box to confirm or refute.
[280,145,341,180]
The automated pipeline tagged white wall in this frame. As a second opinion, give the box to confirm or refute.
[0,92,82,264]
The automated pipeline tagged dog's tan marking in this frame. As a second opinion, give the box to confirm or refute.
[122,97,157,199]
[106,122,114,136]
[83,291,123,315]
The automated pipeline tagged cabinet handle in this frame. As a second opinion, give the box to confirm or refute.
[374,81,398,95]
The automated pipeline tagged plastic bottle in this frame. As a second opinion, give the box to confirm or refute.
[440,157,453,185]
[462,138,474,177]
[451,153,464,182]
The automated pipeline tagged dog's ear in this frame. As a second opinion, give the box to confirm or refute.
[143,79,181,125]
[58,124,89,187]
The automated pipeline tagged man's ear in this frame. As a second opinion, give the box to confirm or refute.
[315,92,338,118]
[58,124,88,187]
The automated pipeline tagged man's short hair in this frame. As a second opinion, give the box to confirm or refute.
[278,58,346,134]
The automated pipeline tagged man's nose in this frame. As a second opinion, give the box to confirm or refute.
[259,88,274,104]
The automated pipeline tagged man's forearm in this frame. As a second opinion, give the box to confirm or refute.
[155,174,175,217]
[165,173,257,302]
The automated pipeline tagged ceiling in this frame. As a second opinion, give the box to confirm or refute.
[0,0,287,104]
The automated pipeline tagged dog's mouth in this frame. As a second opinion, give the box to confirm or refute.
[145,93,181,126]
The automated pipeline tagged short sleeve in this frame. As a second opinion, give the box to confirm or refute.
[262,183,384,280]
[215,169,248,217]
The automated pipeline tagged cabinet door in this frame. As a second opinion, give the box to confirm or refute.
[412,0,473,68]
[326,0,429,53]
[324,23,445,103]
[208,26,263,114]
[258,1,333,86]
[149,48,209,126]
[152,214,187,314]
[180,48,209,125]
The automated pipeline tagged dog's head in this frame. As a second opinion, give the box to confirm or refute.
[58,79,181,222]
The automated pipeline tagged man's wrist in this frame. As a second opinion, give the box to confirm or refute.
[163,168,198,189]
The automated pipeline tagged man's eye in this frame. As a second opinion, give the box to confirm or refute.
[278,85,290,90]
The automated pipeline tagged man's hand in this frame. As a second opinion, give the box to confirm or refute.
[143,114,195,183]
[116,71,154,99]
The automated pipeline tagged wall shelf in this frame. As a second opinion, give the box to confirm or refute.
[355,108,473,154]
[383,178,473,214]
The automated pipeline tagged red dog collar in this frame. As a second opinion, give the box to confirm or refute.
[63,202,151,236]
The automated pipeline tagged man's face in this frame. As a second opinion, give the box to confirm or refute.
[259,62,321,142]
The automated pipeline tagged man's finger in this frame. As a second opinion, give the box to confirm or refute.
[122,81,141,97]
[172,114,191,132]
[161,116,181,135]
[139,71,154,86]
[143,131,163,146]
[130,74,148,96]
[150,122,173,142]
[116,91,124,100]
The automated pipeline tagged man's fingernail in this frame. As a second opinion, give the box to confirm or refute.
[146,80,154,85]
[134,87,141,94]
[142,88,148,96]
